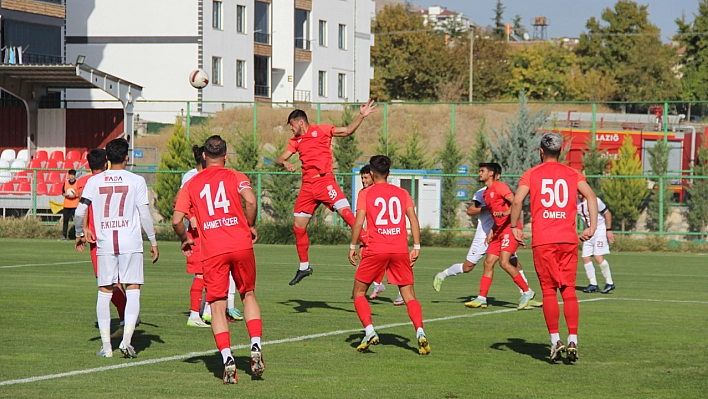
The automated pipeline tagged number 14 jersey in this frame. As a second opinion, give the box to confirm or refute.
[356,183,414,254]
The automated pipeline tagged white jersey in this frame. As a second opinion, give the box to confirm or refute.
[81,169,150,255]
[577,197,608,232]
[181,168,198,188]
[473,187,495,238]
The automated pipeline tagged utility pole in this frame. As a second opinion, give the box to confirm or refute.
[469,29,475,102]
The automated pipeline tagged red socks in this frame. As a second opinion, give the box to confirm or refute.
[353,295,372,327]
[560,286,579,335]
[479,276,493,297]
[512,274,530,292]
[406,299,424,330]
[293,226,309,263]
[214,331,230,351]
[341,208,368,244]
[189,277,204,313]
[111,286,126,322]
[542,287,560,334]
[246,319,263,340]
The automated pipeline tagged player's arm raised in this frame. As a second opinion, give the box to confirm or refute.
[275,149,297,172]
[510,185,530,243]
[577,181,598,241]
[240,186,258,243]
[406,206,421,265]
[349,209,366,266]
[333,99,377,137]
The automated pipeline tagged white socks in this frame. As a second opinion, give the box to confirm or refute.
[221,348,232,363]
[599,260,613,284]
[228,275,236,309]
[364,324,375,336]
[189,310,200,320]
[123,289,141,347]
[568,334,578,345]
[443,263,464,277]
[584,262,598,285]
[251,337,261,349]
[204,302,212,317]
[97,291,113,349]
[299,262,310,271]
[550,333,560,344]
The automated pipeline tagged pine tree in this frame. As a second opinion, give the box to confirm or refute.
[646,140,672,231]
[469,117,491,193]
[155,119,194,220]
[512,14,527,38]
[373,129,400,168]
[686,148,708,237]
[488,91,547,192]
[262,139,300,222]
[229,128,260,172]
[581,137,610,193]
[492,0,506,41]
[437,130,464,228]
[397,122,430,169]
[600,136,648,231]
[331,106,363,199]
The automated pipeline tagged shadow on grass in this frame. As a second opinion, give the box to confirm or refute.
[184,354,263,381]
[279,299,355,313]
[345,332,418,354]
[490,338,549,362]
[89,328,165,355]
[448,296,516,308]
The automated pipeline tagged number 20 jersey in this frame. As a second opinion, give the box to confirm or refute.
[175,166,253,260]
[80,169,150,255]
[356,183,414,254]
[518,162,587,247]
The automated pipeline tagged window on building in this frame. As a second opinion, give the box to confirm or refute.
[295,9,310,50]
[319,20,327,47]
[213,1,222,30]
[337,73,346,99]
[318,71,327,97]
[255,55,270,97]
[236,60,246,88]
[338,24,346,49]
[254,1,270,44]
[237,5,246,33]
[212,57,222,86]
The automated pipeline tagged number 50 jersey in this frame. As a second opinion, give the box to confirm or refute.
[356,183,414,254]
[80,169,150,255]
[175,166,253,260]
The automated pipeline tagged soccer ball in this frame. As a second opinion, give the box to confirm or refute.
[66,188,77,199]
[189,69,209,89]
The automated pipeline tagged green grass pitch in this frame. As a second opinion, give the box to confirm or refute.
[0,239,706,398]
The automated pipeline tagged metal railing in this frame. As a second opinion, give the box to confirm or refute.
[294,90,311,102]
[254,85,270,97]
[295,38,311,50]
[254,32,270,44]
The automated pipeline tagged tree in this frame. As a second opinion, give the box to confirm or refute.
[686,148,708,236]
[581,137,610,193]
[472,36,512,101]
[512,14,527,38]
[437,130,464,228]
[262,139,300,222]
[331,106,363,199]
[675,1,708,118]
[487,91,547,192]
[155,119,193,220]
[229,128,260,172]
[575,0,679,104]
[492,0,506,41]
[600,136,648,231]
[469,117,491,195]
[646,140,673,231]
[508,43,583,100]
[372,129,400,168]
[397,122,430,170]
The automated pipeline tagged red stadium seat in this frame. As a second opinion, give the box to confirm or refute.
[66,150,81,162]
[81,151,89,160]
[34,172,45,183]
[11,170,30,183]
[14,182,30,195]
[0,182,14,194]
[44,160,58,170]
[46,171,63,184]
[48,183,63,196]
[77,160,89,170]
[36,182,48,196]
[49,150,64,162]
[28,159,43,169]
[33,150,48,162]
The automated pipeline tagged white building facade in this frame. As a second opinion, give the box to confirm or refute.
[65,0,374,122]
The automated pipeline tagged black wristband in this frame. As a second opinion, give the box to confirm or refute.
[606,229,613,231]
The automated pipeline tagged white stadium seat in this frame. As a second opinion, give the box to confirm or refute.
[16,149,29,162]
[1,149,16,162]
[10,160,26,169]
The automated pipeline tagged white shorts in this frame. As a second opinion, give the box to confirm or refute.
[97,253,144,287]
[465,234,517,265]
[581,233,610,258]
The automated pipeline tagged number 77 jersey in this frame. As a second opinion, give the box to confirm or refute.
[518,162,587,247]
[356,183,414,254]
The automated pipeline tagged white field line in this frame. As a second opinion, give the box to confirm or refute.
[611,297,708,305]
[0,260,92,269]
[0,297,610,387]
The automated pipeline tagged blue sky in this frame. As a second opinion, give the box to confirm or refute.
[414,0,702,41]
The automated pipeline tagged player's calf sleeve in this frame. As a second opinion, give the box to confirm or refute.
[97,291,113,347]
[584,262,598,285]
[541,287,560,334]
[560,286,579,335]
[190,277,205,312]
[512,274,530,292]
[353,295,373,327]
[293,226,309,263]
[111,286,127,322]
[599,260,613,284]
[246,319,263,340]
[479,276,493,297]
[445,263,464,277]
[406,299,424,331]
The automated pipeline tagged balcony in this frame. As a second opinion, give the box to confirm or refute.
[294,90,311,102]
[254,32,270,44]
[23,53,63,65]
[295,39,311,50]
[36,0,64,4]
[255,85,270,98]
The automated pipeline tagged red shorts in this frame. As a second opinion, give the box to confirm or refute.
[294,174,349,216]
[91,243,98,277]
[487,228,519,256]
[186,234,204,274]
[532,243,578,289]
[202,249,256,303]
[356,252,413,286]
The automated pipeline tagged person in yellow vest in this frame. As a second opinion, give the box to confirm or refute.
[60,169,79,241]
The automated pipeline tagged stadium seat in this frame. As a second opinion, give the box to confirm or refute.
[36,182,48,196]
[0,182,14,194]
[44,160,58,170]
[11,170,30,183]
[28,159,43,169]
[14,182,31,195]
[16,149,29,162]
[34,172,46,183]
[46,171,63,184]
[49,150,65,162]
[33,150,48,162]
[0,160,9,169]
[1,149,16,162]
[77,160,89,170]
[10,160,26,169]
[81,151,89,160]
[0,171,11,184]
[66,150,81,163]
[48,183,63,196]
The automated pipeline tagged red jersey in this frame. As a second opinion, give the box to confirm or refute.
[356,183,414,254]
[518,162,586,247]
[482,181,514,230]
[174,166,253,259]
[77,174,97,235]
[286,124,336,179]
